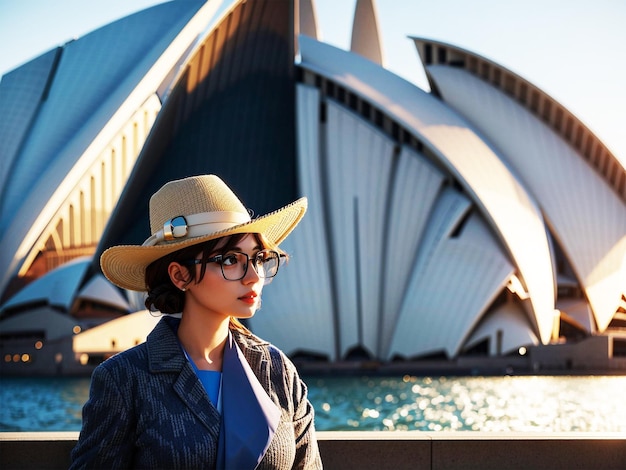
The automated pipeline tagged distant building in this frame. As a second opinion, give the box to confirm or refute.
[1,0,625,375]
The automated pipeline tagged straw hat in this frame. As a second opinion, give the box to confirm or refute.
[101,174,307,291]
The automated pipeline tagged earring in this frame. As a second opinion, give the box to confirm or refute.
[181,287,186,292]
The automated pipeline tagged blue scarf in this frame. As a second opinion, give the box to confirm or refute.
[216,331,281,469]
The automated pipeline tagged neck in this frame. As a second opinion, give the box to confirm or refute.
[177,312,230,371]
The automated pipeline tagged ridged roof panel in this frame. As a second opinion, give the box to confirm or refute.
[426,63,626,331]
[0,1,205,232]
[390,192,515,358]
[0,48,60,192]
[77,274,130,312]
[299,36,556,343]
[0,257,89,313]
[379,145,446,357]
[324,99,396,357]
[250,84,336,359]
[0,1,216,295]
[411,37,626,201]
[464,302,539,356]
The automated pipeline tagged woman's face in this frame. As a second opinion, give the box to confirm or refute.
[182,234,266,320]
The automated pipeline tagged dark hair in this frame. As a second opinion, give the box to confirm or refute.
[144,233,285,333]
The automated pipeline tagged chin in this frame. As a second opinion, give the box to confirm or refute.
[236,309,257,319]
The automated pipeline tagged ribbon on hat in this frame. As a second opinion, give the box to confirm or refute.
[216,332,281,470]
[142,211,251,247]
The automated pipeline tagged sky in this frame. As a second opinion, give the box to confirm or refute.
[1,0,624,167]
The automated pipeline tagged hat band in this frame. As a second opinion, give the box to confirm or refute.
[142,211,251,247]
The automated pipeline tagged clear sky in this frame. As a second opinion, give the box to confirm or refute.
[1,0,624,167]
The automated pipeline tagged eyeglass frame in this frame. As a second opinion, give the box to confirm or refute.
[184,249,283,281]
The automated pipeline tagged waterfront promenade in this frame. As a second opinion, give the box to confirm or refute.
[2,431,625,469]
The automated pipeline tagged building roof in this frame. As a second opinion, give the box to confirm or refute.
[297,35,556,345]
[419,42,626,332]
[0,257,90,314]
[0,0,211,296]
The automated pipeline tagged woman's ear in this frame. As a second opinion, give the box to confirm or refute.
[168,262,190,290]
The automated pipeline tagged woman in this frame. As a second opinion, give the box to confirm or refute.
[70,174,322,469]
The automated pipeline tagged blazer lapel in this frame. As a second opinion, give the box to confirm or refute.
[173,364,221,439]
[217,332,281,470]
[147,317,220,439]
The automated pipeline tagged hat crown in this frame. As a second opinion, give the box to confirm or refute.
[149,175,248,234]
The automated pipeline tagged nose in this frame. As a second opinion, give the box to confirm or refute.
[242,258,261,283]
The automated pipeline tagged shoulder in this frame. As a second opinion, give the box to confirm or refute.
[91,342,150,389]
[101,341,148,368]
[231,329,301,379]
[231,329,285,361]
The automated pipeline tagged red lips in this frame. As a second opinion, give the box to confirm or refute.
[238,291,258,304]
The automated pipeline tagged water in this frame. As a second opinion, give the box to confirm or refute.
[1,377,90,432]
[306,375,626,432]
[1,375,625,432]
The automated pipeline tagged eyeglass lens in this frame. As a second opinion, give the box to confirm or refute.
[220,250,279,280]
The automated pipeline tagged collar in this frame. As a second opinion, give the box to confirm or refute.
[146,316,272,372]
[145,316,281,468]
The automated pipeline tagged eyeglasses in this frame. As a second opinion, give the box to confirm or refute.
[186,249,282,281]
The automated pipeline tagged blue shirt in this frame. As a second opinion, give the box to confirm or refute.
[182,346,222,410]
[195,369,221,408]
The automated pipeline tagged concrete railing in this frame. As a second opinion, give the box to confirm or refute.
[1,431,625,469]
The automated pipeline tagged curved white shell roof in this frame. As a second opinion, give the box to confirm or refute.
[389,195,515,359]
[0,256,130,314]
[0,0,213,295]
[0,257,90,313]
[297,35,556,345]
[255,35,570,360]
[465,302,539,356]
[0,48,59,190]
[77,274,131,312]
[249,85,336,358]
[424,60,626,332]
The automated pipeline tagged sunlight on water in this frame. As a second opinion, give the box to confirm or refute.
[0,378,90,432]
[1,375,625,432]
[306,375,626,432]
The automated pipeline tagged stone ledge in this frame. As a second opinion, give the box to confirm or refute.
[1,431,625,469]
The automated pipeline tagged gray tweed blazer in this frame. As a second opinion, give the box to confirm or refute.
[70,316,322,469]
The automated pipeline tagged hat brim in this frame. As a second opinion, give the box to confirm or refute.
[101,197,307,291]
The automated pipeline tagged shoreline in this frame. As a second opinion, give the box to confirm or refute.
[3,358,626,378]
[295,357,626,377]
